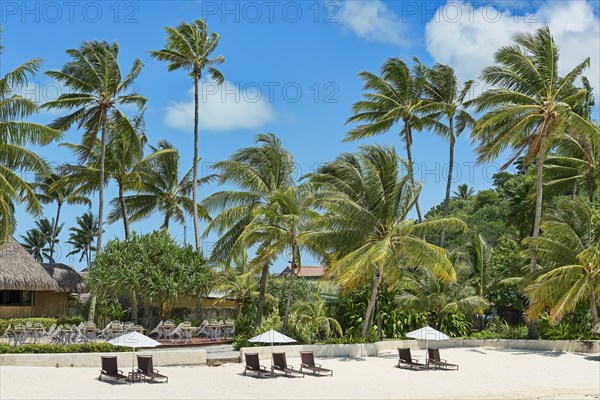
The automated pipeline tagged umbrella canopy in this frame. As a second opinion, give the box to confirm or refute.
[248,330,297,369]
[405,326,449,341]
[248,330,297,344]
[108,332,160,372]
[405,326,449,362]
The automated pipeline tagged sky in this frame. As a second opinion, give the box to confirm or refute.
[2,0,599,271]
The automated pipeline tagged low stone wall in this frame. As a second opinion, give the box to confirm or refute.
[240,339,600,360]
[0,348,207,368]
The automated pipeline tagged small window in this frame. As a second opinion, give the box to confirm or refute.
[0,290,33,306]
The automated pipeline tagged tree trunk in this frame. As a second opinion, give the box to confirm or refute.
[376,286,383,341]
[163,213,170,231]
[255,262,270,328]
[131,289,138,322]
[361,270,381,339]
[282,245,298,335]
[50,201,62,263]
[527,133,548,339]
[440,135,455,247]
[118,183,130,239]
[404,123,423,222]
[192,75,201,251]
[590,284,599,326]
[88,111,108,323]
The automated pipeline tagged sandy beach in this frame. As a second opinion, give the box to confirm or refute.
[1,347,598,400]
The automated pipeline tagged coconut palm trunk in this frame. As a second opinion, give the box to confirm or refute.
[49,201,62,262]
[118,183,131,239]
[589,287,599,326]
[440,121,455,247]
[282,243,299,335]
[255,261,270,328]
[192,75,201,251]
[131,289,138,322]
[404,124,422,222]
[361,269,382,338]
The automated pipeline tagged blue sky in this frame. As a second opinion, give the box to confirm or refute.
[3,0,599,271]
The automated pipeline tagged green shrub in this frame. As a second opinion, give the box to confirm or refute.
[470,317,528,339]
[232,335,251,350]
[0,342,133,354]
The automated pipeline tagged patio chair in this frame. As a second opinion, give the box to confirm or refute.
[96,322,113,340]
[299,351,333,376]
[243,353,275,378]
[272,352,304,377]
[196,320,209,338]
[396,348,427,370]
[99,356,130,384]
[1,324,13,341]
[45,324,57,338]
[149,321,164,339]
[137,355,168,383]
[427,348,459,371]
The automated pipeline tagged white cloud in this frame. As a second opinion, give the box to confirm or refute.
[425,1,600,98]
[337,0,408,46]
[164,80,276,132]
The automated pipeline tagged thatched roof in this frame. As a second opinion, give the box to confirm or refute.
[0,238,59,291]
[41,263,86,293]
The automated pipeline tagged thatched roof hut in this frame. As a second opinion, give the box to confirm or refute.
[41,263,86,293]
[0,238,58,291]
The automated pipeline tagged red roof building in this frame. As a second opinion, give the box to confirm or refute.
[277,265,325,280]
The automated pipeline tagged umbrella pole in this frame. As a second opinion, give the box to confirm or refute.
[132,346,135,373]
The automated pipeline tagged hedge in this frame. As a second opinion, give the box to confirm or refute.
[0,342,134,354]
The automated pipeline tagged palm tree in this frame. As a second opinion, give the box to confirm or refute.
[305,145,466,338]
[242,185,318,334]
[33,168,91,261]
[524,198,600,325]
[345,58,430,221]
[396,267,489,332]
[544,130,598,202]
[112,140,210,231]
[293,294,342,339]
[202,133,295,327]
[149,18,225,251]
[471,27,598,284]
[20,227,50,262]
[0,57,62,244]
[66,212,98,268]
[44,40,146,259]
[452,183,475,200]
[419,62,475,246]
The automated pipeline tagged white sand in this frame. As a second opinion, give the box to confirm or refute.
[1,348,598,399]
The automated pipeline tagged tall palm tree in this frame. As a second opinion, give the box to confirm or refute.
[112,140,210,231]
[149,18,225,251]
[242,185,318,334]
[293,294,342,339]
[452,183,475,200]
[66,212,98,268]
[345,58,430,221]
[544,130,598,202]
[203,133,295,327]
[33,168,91,261]
[419,62,475,246]
[20,227,50,262]
[44,40,146,251]
[0,57,62,244]
[305,145,466,338]
[524,198,600,325]
[471,27,598,284]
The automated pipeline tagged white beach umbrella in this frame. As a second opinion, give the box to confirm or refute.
[248,330,297,368]
[108,331,161,372]
[405,326,449,361]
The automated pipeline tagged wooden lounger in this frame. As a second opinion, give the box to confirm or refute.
[427,348,459,370]
[299,351,333,376]
[99,356,130,384]
[272,352,304,377]
[396,348,427,370]
[243,353,275,378]
[137,355,168,383]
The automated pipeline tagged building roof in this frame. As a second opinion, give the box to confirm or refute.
[278,265,325,278]
[0,238,59,291]
[41,263,86,293]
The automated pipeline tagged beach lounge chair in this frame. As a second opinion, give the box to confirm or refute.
[99,356,130,384]
[299,351,333,376]
[427,348,459,370]
[397,348,427,370]
[243,353,274,378]
[137,355,168,383]
[272,352,304,377]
